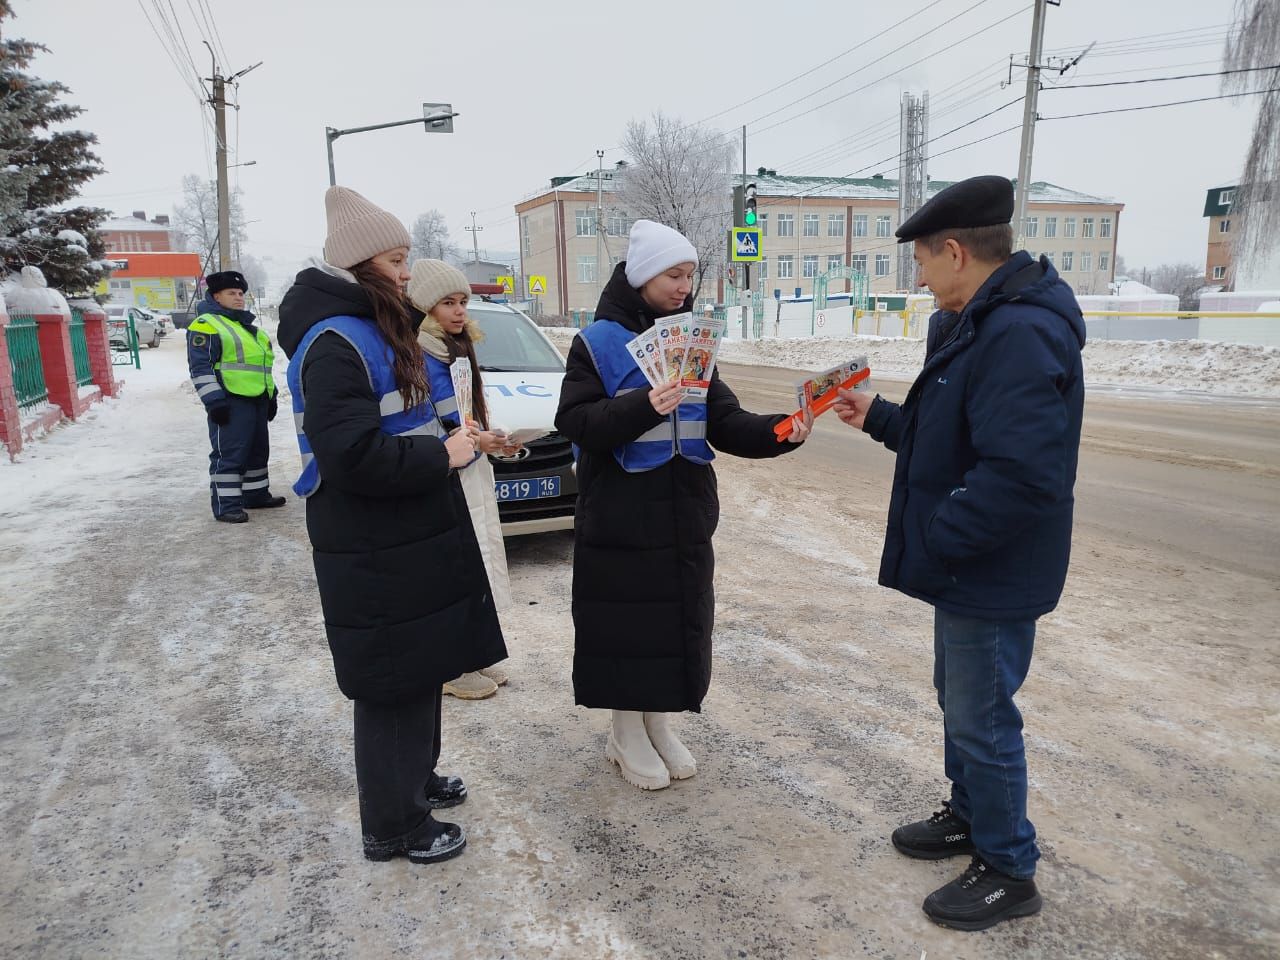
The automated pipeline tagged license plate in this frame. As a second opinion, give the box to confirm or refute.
[494,476,560,502]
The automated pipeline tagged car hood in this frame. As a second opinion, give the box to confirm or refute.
[481,370,563,436]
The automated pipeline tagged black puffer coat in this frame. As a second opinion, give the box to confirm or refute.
[555,263,798,712]
[278,266,506,704]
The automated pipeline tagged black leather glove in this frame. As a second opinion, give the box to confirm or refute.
[267,394,278,422]
[208,402,231,426]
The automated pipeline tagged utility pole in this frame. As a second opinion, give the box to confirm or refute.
[204,43,261,271]
[1012,0,1049,250]
[596,150,605,299]
[741,125,750,301]
[466,212,482,265]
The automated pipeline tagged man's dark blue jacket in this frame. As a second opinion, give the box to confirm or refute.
[863,251,1086,620]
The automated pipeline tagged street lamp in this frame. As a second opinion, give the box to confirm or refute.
[229,160,257,169]
[325,103,457,185]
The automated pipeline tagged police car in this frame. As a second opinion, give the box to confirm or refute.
[469,293,576,536]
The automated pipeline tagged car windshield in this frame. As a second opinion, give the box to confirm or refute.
[469,305,563,373]
[106,305,127,316]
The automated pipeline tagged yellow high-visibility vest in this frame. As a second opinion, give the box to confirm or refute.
[190,313,276,398]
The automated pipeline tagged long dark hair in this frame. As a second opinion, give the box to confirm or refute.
[443,325,489,431]
[350,259,428,411]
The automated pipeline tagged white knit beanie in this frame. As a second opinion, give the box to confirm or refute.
[408,259,472,312]
[323,186,412,269]
[624,219,698,288]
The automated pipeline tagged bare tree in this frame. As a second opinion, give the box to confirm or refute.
[616,112,735,300]
[171,174,247,257]
[233,251,268,298]
[410,210,461,263]
[1148,262,1205,310]
[1223,2,1280,280]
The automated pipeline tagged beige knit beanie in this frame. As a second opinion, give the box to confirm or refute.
[323,186,412,269]
[408,258,472,312]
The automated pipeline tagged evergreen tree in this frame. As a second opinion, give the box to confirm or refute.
[0,0,111,295]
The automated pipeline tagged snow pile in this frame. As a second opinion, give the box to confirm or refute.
[541,327,1280,397]
[1,266,70,317]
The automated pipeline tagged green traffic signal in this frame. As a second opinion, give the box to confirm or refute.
[744,208,757,226]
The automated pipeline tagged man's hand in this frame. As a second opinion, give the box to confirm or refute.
[208,401,231,426]
[444,430,477,469]
[267,394,278,422]
[649,381,684,416]
[833,388,874,431]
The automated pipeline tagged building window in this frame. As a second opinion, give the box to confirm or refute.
[826,254,844,270]
[521,216,531,255]
[1212,265,1226,280]
[803,213,819,237]
[1025,217,1038,238]
[1045,252,1055,266]
[1082,217,1095,239]
[607,213,629,236]
[853,214,868,237]
[1099,252,1110,271]
[1220,219,1231,234]
[759,213,768,237]
[1219,189,1234,206]
[1061,250,1074,271]
[852,253,867,274]
[1044,216,1057,238]
[875,215,891,238]
[575,209,595,237]
[777,214,795,237]
[803,254,818,278]
[828,213,845,237]
[1080,251,1092,272]
[577,255,596,283]
[757,258,767,281]
[777,255,794,279]
[875,254,890,276]
[1100,216,1112,239]
[1064,217,1076,238]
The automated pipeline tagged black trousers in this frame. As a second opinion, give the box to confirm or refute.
[352,689,442,841]
[207,394,272,516]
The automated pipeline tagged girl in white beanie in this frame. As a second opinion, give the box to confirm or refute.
[277,187,507,865]
[555,219,811,791]
[408,258,518,702]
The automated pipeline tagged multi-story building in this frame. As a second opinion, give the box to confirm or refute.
[1203,184,1235,286]
[97,211,200,309]
[514,169,1124,313]
[100,211,175,253]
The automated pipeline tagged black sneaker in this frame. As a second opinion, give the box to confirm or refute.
[363,816,466,864]
[425,773,468,810]
[891,801,976,860]
[215,509,249,523]
[923,856,1042,931]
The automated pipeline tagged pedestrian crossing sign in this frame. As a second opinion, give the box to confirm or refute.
[729,227,762,262]
[496,275,515,294]
[528,275,547,296]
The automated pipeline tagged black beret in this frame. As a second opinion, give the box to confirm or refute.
[895,175,1014,243]
[206,270,248,294]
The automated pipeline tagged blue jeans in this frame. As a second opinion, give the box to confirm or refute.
[933,609,1039,879]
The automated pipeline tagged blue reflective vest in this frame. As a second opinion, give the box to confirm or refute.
[286,316,448,497]
[577,319,714,473]
[425,353,482,467]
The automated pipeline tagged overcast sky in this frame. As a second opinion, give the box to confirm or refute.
[15,0,1260,283]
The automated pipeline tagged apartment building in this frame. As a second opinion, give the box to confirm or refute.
[1203,184,1235,286]
[514,170,1124,313]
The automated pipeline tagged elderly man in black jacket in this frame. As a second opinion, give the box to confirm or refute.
[835,176,1085,931]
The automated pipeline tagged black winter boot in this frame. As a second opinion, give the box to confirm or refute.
[244,495,286,508]
[923,856,1042,931]
[215,509,249,523]
[424,773,468,810]
[892,801,976,859]
[363,815,466,864]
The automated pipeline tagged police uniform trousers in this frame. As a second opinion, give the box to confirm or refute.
[208,394,272,517]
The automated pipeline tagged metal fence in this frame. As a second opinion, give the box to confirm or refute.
[68,308,94,386]
[5,313,49,411]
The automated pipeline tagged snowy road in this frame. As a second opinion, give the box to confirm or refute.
[1,342,1277,959]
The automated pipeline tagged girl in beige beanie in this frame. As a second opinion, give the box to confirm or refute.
[409,259,520,701]
[277,188,507,866]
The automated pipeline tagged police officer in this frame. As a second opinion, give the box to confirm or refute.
[187,270,285,522]
[833,176,1086,930]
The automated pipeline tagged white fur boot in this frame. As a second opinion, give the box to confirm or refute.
[605,710,670,790]
[643,712,697,779]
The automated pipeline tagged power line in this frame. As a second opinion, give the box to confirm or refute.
[1039,87,1279,121]
[1050,63,1280,90]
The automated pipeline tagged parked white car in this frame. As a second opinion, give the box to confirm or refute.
[104,303,160,349]
[132,305,172,338]
[468,298,576,536]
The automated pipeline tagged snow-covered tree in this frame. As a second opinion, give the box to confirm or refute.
[0,0,111,295]
[409,210,461,263]
[616,112,735,299]
[171,174,248,258]
[1148,262,1205,310]
[1222,2,1280,283]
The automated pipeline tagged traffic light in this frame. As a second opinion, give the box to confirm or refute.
[743,183,758,227]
